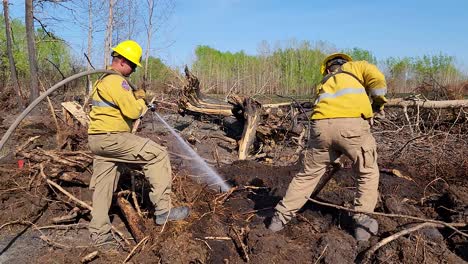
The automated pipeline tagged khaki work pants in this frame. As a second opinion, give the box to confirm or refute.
[88,132,172,235]
[275,118,380,224]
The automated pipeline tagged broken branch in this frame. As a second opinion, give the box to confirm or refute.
[306,197,467,238]
[360,222,442,264]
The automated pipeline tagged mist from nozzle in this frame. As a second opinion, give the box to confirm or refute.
[153,113,231,192]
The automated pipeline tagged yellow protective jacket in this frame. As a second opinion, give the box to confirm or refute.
[88,69,147,134]
[311,61,387,120]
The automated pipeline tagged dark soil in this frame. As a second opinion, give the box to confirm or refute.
[0,105,467,264]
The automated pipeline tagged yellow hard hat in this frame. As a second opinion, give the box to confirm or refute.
[112,40,143,67]
[320,53,353,75]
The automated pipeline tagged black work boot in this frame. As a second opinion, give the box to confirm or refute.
[155,206,190,225]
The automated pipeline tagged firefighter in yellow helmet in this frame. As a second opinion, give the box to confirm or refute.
[87,40,189,245]
[268,53,388,241]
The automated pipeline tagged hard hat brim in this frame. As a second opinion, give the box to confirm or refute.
[112,42,142,67]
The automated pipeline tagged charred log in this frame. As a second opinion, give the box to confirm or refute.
[117,192,148,243]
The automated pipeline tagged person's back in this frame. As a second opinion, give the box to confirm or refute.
[312,59,387,120]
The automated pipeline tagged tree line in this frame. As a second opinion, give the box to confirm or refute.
[192,41,466,98]
[1,1,466,111]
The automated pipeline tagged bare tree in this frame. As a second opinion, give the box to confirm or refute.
[126,1,137,39]
[110,1,140,45]
[86,0,93,71]
[141,0,175,88]
[25,0,40,103]
[143,0,155,88]
[3,0,24,108]
[82,0,94,97]
[103,0,115,67]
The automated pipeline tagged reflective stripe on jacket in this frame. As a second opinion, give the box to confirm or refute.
[311,61,388,120]
[88,69,147,134]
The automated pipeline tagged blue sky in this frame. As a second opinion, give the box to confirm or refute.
[7,0,468,72]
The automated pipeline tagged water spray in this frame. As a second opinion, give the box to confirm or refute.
[152,112,231,192]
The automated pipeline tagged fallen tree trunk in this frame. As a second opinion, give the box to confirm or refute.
[264,99,468,109]
[179,103,234,116]
[385,99,468,108]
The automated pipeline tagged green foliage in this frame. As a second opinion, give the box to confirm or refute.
[0,15,74,82]
[192,41,328,95]
[387,55,460,77]
[383,54,464,97]
[132,56,172,89]
[412,54,460,79]
[385,55,461,82]
[193,42,466,97]
[36,29,73,76]
[272,41,324,92]
[343,47,377,64]
[385,57,411,76]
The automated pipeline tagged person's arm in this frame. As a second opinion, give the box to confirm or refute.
[105,76,147,119]
[311,84,322,106]
[359,61,388,111]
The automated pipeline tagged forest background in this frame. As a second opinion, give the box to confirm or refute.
[1,0,467,109]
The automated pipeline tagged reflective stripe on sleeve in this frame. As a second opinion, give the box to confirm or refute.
[92,99,118,108]
[370,87,387,96]
[316,87,366,103]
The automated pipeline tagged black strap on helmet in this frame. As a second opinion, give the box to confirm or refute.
[326,57,348,69]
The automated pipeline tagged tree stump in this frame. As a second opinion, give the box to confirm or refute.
[238,97,262,160]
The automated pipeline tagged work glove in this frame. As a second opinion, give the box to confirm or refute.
[133,89,146,101]
[369,109,385,126]
[371,102,384,113]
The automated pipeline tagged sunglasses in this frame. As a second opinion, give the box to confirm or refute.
[127,60,137,71]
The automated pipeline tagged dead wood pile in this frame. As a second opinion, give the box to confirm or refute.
[177,67,307,161]
[177,67,468,162]
[15,136,92,186]
[13,135,151,246]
